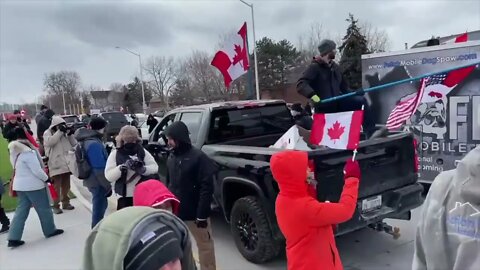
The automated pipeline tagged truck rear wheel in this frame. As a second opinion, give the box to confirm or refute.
[230,196,281,263]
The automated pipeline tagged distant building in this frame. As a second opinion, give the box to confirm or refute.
[411,30,480,48]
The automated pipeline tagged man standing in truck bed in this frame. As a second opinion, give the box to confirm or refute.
[296,39,382,138]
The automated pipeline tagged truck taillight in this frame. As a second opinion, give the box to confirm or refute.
[413,139,419,173]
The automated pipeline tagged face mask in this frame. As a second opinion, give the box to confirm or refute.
[123,142,137,150]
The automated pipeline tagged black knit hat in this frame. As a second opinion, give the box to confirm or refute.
[124,224,183,270]
[318,39,336,55]
[89,117,107,130]
[40,105,48,110]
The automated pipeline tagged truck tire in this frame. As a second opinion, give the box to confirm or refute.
[230,196,281,263]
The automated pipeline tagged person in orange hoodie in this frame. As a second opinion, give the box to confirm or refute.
[133,179,180,215]
[271,151,360,270]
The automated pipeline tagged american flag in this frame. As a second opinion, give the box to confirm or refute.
[386,77,427,130]
[386,32,475,130]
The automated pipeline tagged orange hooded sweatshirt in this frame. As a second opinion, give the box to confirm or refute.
[271,151,359,270]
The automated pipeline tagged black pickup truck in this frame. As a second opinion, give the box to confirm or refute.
[146,100,424,264]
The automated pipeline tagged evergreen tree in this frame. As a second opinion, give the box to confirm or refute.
[256,37,301,89]
[339,14,369,90]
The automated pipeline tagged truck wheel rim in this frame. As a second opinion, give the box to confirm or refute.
[236,212,258,251]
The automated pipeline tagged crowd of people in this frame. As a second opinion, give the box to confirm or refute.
[1,39,479,270]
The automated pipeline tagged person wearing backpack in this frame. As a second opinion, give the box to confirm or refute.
[74,117,111,228]
[105,126,158,210]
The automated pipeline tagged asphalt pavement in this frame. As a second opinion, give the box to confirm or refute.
[0,120,423,270]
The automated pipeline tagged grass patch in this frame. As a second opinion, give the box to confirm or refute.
[0,134,16,212]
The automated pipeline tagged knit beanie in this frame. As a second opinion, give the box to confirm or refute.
[318,39,336,55]
[89,117,107,131]
[123,222,183,270]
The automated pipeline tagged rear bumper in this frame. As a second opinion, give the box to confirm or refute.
[336,183,424,236]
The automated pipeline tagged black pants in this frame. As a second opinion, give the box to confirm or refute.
[0,195,10,226]
[117,197,133,210]
[314,96,376,136]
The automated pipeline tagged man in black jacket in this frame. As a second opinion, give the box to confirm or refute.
[37,109,55,155]
[296,39,380,138]
[165,121,217,270]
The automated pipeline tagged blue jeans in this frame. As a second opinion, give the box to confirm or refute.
[88,186,108,228]
[8,188,57,241]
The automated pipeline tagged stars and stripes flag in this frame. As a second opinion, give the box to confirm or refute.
[386,33,475,130]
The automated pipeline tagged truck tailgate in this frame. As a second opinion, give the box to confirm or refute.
[309,133,417,202]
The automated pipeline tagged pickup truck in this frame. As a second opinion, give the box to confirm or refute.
[146,100,424,264]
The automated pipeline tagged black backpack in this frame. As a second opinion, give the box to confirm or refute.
[68,142,92,180]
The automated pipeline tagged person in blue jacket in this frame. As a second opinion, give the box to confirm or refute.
[75,118,111,228]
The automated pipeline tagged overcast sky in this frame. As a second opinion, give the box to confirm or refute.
[1,0,479,104]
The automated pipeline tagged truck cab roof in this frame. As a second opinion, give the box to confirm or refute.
[169,100,286,113]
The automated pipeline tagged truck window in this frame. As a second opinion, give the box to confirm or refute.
[179,112,202,143]
[152,113,177,143]
[208,104,293,143]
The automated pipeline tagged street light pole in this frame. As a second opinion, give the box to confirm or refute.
[62,91,66,115]
[239,0,260,100]
[115,46,147,114]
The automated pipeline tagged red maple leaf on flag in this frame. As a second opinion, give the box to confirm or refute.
[327,121,345,143]
[232,44,245,65]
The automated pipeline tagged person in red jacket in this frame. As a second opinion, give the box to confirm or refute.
[271,151,360,270]
[133,179,180,215]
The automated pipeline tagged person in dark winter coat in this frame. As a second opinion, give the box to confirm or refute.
[37,109,55,155]
[271,151,360,270]
[74,117,112,228]
[165,121,217,270]
[296,39,379,138]
[35,105,49,124]
[146,114,159,134]
[290,103,313,130]
[2,115,32,142]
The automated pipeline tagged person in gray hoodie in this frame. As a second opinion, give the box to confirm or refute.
[83,206,197,270]
[412,145,480,270]
[74,117,111,228]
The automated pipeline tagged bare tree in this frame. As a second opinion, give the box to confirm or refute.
[43,71,81,113]
[360,22,391,53]
[297,22,333,63]
[143,56,177,108]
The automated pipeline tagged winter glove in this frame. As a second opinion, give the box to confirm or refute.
[311,95,321,103]
[125,159,144,171]
[195,219,208,228]
[58,124,67,133]
[45,178,53,184]
[343,159,361,180]
[67,127,75,136]
[135,166,146,175]
[119,165,128,173]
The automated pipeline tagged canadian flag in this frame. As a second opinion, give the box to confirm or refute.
[310,111,364,150]
[211,22,249,89]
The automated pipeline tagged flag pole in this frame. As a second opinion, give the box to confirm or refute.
[321,61,480,104]
[352,104,365,161]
